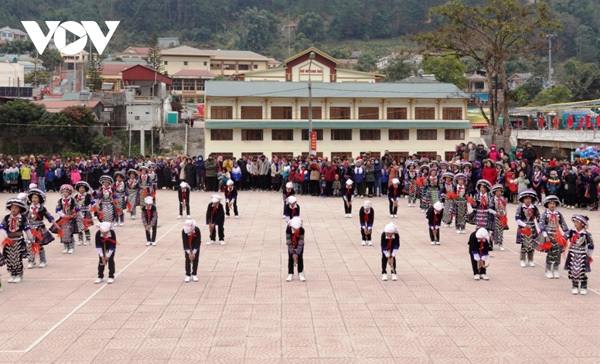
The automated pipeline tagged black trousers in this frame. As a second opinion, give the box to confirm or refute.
[226,200,238,216]
[179,201,190,216]
[185,251,200,276]
[429,227,440,242]
[145,225,157,242]
[469,250,486,275]
[381,253,396,274]
[389,200,398,215]
[206,176,218,192]
[360,228,372,241]
[98,252,115,279]
[288,252,304,274]
[325,181,333,196]
[343,199,352,214]
[310,180,320,195]
[209,225,224,241]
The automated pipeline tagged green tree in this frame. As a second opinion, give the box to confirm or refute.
[87,52,103,92]
[39,49,63,73]
[558,58,600,101]
[0,40,34,54]
[147,32,163,72]
[238,7,279,53]
[382,56,414,82]
[421,54,466,88]
[510,77,543,106]
[329,0,369,40]
[297,12,325,43]
[354,54,377,72]
[24,70,50,86]
[532,85,572,106]
[55,106,96,152]
[416,0,559,151]
[0,100,46,154]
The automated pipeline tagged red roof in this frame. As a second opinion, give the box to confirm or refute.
[128,47,150,54]
[100,64,132,76]
[32,100,101,112]
[172,69,217,78]
[122,65,172,86]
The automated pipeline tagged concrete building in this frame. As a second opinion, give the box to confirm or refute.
[0,26,28,42]
[0,61,25,86]
[203,81,477,160]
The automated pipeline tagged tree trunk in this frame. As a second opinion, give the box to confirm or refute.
[501,63,512,153]
[485,66,497,146]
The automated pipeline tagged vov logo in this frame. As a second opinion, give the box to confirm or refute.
[21,21,120,55]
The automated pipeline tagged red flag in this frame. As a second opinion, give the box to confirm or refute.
[538,242,553,251]
[586,115,591,129]
[596,115,600,128]
[415,177,424,187]
[31,242,41,255]
[499,215,508,227]
[521,227,532,235]
[567,115,574,129]
[30,229,43,244]
[466,196,475,205]
[528,117,532,129]
[554,233,567,247]
[553,116,559,129]
[539,116,544,129]
[57,229,64,238]
[445,192,457,200]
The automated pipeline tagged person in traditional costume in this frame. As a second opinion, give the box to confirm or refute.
[426,201,444,245]
[453,173,469,234]
[95,175,117,228]
[343,179,354,218]
[284,196,300,223]
[182,219,201,282]
[0,199,34,284]
[113,171,127,226]
[206,194,225,245]
[26,189,57,268]
[404,162,418,207]
[74,181,95,245]
[538,195,569,279]
[359,200,374,246]
[515,189,540,267]
[141,196,158,246]
[418,165,430,213]
[94,221,117,284]
[380,222,400,281]
[388,178,401,218]
[178,181,191,219]
[469,228,492,280]
[285,216,306,282]
[440,172,456,227]
[491,184,508,251]
[564,215,594,295]
[282,181,296,219]
[224,180,238,218]
[55,184,79,254]
[126,169,140,220]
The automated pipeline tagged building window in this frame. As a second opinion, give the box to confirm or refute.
[445,129,465,140]
[183,61,188,66]
[211,129,233,141]
[331,129,352,140]
[198,79,206,91]
[183,79,195,91]
[388,129,409,140]
[301,129,323,140]
[360,129,381,140]
[387,107,408,120]
[415,107,435,120]
[173,79,182,91]
[443,107,463,120]
[330,107,351,120]
[211,106,233,119]
[388,152,409,163]
[417,129,438,140]
[241,106,262,120]
[300,107,322,120]
[417,151,437,160]
[203,61,207,66]
[164,61,168,65]
[241,129,263,141]
[358,107,379,120]
[254,64,258,69]
[272,129,294,141]
[271,106,293,120]
[135,116,140,121]
[238,65,249,70]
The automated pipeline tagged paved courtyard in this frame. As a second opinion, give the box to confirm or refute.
[1,190,600,363]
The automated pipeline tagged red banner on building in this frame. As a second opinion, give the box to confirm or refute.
[310,131,317,152]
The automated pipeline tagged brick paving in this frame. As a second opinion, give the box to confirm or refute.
[1,190,600,363]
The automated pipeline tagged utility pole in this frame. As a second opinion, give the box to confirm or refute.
[308,51,315,155]
[546,34,556,88]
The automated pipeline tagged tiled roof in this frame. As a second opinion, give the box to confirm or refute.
[172,69,217,78]
[32,100,100,112]
[197,49,269,60]
[162,45,213,56]
[100,64,131,75]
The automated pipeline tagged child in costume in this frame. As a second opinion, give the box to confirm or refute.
[469,228,492,280]
[94,221,117,284]
[284,196,300,223]
[206,194,225,245]
[286,216,306,282]
[182,219,201,282]
[404,162,418,207]
[113,171,127,226]
[426,201,444,245]
[95,175,117,227]
[343,179,354,218]
[74,181,95,245]
[564,214,594,295]
[141,196,158,246]
[491,184,508,251]
[440,172,456,227]
[332,174,341,197]
[359,200,374,246]
[515,189,540,267]
[380,222,400,281]
[0,198,34,284]
[126,169,140,220]
[388,178,401,218]
[282,181,296,219]
[178,181,191,219]
[55,184,80,254]
[539,195,569,279]
[453,173,468,234]
[26,189,57,268]
[224,180,239,218]
[418,165,430,212]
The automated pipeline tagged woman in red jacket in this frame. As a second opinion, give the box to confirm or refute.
[481,159,498,186]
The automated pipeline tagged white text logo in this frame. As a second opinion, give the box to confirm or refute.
[21,21,120,55]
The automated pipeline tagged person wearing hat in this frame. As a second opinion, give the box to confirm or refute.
[55,184,80,254]
[470,180,495,239]
[141,196,158,246]
[359,200,375,246]
[343,179,355,218]
[95,176,117,227]
[427,167,441,209]
[381,222,400,281]
[113,171,127,227]
[564,215,593,294]
[418,165,430,213]
[404,162,419,207]
[282,181,296,219]
[1,198,34,283]
[468,228,492,280]
[515,189,541,267]
[284,196,300,223]
[286,216,306,282]
[147,162,158,199]
[545,170,561,197]
[388,178,401,217]
[440,172,456,227]
[95,221,117,284]
[178,182,191,219]
[531,163,544,204]
[74,181,95,246]
[26,189,58,269]
[182,219,201,282]
[224,180,238,219]
[426,201,444,245]
[539,195,569,279]
[453,173,469,234]
[206,195,225,245]
[138,165,153,199]
[491,184,507,251]
[126,169,140,220]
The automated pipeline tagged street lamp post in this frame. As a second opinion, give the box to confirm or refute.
[308,51,315,156]
[546,34,556,88]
